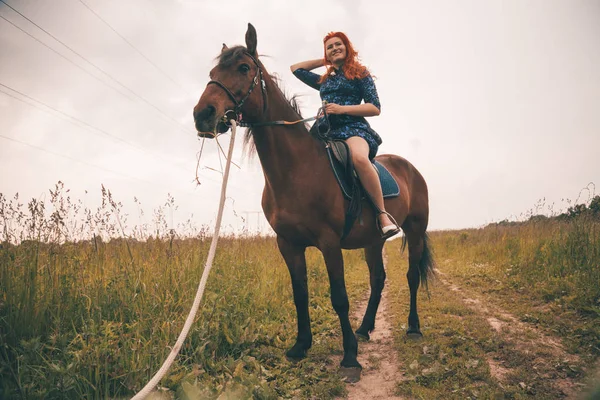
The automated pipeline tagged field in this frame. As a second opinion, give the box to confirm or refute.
[1,186,599,399]
[388,212,600,399]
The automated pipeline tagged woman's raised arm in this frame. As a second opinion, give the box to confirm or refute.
[290,59,325,72]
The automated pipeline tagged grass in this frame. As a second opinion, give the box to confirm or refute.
[432,214,600,359]
[383,201,600,399]
[0,184,369,399]
[385,248,514,399]
[2,183,599,398]
[434,216,600,309]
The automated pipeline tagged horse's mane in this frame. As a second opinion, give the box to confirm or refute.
[216,46,305,156]
[216,46,248,68]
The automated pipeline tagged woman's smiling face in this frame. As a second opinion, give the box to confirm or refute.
[325,36,346,67]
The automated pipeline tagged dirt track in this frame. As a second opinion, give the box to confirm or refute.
[333,260,594,399]
[343,289,405,400]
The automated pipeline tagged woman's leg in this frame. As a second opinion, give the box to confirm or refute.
[345,137,397,230]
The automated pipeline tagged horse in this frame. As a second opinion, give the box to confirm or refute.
[193,23,434,377]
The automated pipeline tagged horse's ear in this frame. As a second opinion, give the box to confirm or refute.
[221,43,228,53]
[245,23,257,57]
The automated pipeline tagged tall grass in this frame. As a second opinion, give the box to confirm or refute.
[387,197,600,398]
[433,214,600,310]
[431,197,600,362]
[0,183,368,399]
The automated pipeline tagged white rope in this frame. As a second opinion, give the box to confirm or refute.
[131,120,238,400]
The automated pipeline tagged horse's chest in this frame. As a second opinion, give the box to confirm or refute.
[262,186,343,244]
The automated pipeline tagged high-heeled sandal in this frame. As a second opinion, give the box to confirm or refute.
[376,211,401,240]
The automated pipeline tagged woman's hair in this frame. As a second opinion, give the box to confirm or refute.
[319,31,369,83]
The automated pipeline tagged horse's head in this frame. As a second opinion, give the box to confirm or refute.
[193,23,266,137]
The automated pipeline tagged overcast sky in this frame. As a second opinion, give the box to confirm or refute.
[1,0,599,235]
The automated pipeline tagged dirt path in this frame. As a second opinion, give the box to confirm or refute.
[330,255,593,399]
[436,270,583,398]
[336,250,406,400]
[342,287,405,400]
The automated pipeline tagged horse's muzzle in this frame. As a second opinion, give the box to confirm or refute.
[193,105,229,138]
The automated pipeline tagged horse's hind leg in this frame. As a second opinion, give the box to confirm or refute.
[277,236,312,359]
[404,219,432,338]
[406,231,424,337]
[355,242,386,341]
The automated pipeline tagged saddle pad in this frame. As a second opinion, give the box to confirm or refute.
[326,148,400,200]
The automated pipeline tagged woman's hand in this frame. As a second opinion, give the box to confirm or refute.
[325,103,346,115]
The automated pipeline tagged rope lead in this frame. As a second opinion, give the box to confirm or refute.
[131,120,238,400]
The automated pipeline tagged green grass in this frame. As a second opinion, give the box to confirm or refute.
[0,235,374,399]
[0,185,370,399]
[432,216,600,311]
[382,211,600,399]
[3,184,598,399]
[385,247,513,399]
[431,215,600,359]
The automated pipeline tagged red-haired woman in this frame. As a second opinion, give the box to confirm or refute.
[290,32,400,239]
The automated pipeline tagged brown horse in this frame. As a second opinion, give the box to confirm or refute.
[193,24,434,374]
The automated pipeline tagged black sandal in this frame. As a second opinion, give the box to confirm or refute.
[376,211,401,240]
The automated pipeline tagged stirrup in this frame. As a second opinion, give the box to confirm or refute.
[376,211,401,240]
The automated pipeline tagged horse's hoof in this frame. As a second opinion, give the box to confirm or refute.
[339,366,362,383]
[340,357,362,369]
[285,354,304,362]
[285,343,309,360]
[285,350,307,361]
[355,330,370,342]
[406,327,423,340]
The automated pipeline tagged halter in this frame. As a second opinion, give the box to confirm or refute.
[206,51,267,126]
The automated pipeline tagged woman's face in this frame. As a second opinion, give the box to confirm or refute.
[325,37,346,66]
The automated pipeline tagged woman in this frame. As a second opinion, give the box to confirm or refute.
[290,32,400,239]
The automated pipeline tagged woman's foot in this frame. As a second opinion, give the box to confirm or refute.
[378,212,400,239]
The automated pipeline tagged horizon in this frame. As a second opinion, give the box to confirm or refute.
[1,180,597,243]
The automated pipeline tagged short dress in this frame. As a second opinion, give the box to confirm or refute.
[293,67,382,159]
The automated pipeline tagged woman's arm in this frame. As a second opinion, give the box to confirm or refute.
[325,103,381,117]
[290,59,324,72]
[291,60,324,90]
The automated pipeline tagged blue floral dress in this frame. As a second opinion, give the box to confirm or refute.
[293,67,382,159]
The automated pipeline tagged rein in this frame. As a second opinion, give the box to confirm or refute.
[237,112,319,128]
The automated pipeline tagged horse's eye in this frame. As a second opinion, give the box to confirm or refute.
[239,64,250,74]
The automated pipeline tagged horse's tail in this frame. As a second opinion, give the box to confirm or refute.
[419,232,436,293]
[400,231,435,291]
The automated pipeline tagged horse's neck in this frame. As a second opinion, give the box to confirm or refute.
[252,95,326,189]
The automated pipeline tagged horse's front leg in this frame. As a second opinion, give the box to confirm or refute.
[277,236,312,359]
[321,243,361,370]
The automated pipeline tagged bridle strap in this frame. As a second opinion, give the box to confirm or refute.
[203,51,330,132]
[206,51,267,119]
[206,80,241,108]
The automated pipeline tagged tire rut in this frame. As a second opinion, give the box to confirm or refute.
[437,269,583,398]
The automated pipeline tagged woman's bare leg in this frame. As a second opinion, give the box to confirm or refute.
[345,137,396,229]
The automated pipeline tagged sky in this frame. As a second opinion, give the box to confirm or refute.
[1,0,599,236]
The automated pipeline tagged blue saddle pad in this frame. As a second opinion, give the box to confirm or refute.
[326,148,400,200]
